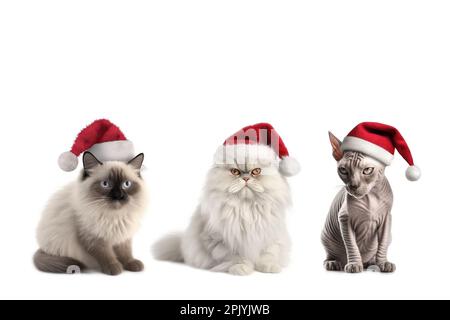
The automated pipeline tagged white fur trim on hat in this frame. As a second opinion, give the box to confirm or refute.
[214,144,300,176]
[58,151,79,172]
[406,165,421,181]
[341,136,394,166]
[279,156,301,177]
[215,144,279,167]
[87,140,135,163]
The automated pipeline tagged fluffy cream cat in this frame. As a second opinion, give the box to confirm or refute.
[34,152,148,275]
[154,143,296,276]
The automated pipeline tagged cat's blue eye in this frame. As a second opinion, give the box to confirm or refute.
[338,167,348,175]
[100,181,110,188]
[363,167,374,175]
[122,181,132,189]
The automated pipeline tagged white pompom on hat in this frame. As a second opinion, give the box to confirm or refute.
[58,119,135,171]
[58,151,79,172]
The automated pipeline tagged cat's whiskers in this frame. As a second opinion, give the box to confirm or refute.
[247,180,264,193]
[127,199,144,210]
[228,180,246,194]
[86,198,108,205]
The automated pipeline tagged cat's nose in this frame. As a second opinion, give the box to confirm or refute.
[349,184,359,191]
[243,177,250,182]
[112,190,126,200]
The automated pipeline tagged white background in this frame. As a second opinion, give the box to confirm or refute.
[0,1,448,300]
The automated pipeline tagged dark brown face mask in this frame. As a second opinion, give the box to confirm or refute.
[82,152,145,207]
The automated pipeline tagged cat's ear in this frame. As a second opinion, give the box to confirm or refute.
[128,153,144,170]
[83,152,103,171]
[328,132,344,161]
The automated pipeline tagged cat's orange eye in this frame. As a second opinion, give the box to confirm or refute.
[338,167,348,175]
[363,167,374,175]
[251,168,262,176]
[230,168,241,176]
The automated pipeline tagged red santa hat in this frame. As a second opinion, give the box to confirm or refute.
[58,119,135,171]
[215,123,300,177]
[341,122,421,181]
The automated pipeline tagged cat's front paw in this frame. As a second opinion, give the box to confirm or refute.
[324,260,343,272]
[377,261,396,273]
[229,264,254,276]
[344,262,363,274]
[124,259,144,272]
[256,262,282,274]
[102,261,123,276]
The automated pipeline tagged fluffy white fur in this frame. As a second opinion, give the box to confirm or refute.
[36,161,148,269]
[154,147,292,275]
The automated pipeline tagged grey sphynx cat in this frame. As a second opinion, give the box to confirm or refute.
[321,132,396,273]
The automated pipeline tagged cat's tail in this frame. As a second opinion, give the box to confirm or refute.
[33,249,85,273]
[152,233,184,263]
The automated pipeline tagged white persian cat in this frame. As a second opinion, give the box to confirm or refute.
[153,143,296,276]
